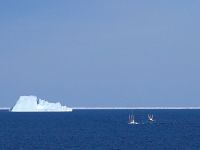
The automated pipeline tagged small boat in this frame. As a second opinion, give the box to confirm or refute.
[148,114,155,122]
[128,114,139,124]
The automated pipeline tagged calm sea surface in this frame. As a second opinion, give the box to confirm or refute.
[0,110,200,150]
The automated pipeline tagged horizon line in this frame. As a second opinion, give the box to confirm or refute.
[1,106,200,110]
[71,107,200,109]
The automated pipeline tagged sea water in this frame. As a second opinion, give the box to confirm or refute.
[0,110,200,150]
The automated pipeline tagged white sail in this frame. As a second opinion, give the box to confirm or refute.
[148,114,154,122]
[128,114,139,124]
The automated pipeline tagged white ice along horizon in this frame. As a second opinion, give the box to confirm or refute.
[11,96,72,112]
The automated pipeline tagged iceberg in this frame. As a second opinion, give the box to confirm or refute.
[11,96,72,112]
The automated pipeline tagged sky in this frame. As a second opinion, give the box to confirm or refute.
[0,0,200,107]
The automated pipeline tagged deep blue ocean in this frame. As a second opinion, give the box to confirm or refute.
[0,110,200,150]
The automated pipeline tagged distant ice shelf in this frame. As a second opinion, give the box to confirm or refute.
[11,96,72,112]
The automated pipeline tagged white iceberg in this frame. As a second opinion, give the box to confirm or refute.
[11,96,72,112]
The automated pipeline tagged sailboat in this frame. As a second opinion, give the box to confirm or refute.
[148,114,155,122]
[128,114,139,124]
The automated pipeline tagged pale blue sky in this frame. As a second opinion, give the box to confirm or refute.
[0,0,200,107]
